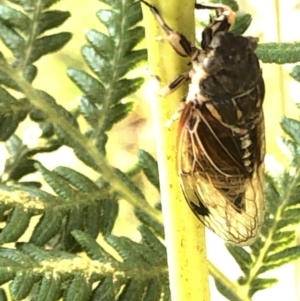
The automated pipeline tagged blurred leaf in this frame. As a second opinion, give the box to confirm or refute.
[0,5,30,31]
[37,10,71,36]
[290,65,300,82]
[257,42,300,64]
[138,150,160,191]
[29,32,72,64]
[231,13,252,35]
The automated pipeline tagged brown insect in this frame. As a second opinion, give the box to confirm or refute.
[141,1,265,245]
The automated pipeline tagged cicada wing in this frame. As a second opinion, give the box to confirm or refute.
[177,103,265,246]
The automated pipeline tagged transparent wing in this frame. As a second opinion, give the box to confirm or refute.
[177,102,265,246]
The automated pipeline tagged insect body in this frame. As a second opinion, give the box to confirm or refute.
[141,1,265,245]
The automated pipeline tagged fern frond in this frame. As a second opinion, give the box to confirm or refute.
[0,226,169,301]
[68,0,146,139]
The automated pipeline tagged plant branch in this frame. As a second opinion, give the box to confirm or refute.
[141,1,210,301]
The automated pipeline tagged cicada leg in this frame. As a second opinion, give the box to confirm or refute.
[165,100,186,128]
[140,0,197,58]
[141,1,197,95]
[159,72,190,97]
[194,2,235,48]
[140,1,194,127]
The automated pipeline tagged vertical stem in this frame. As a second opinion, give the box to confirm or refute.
[141,2,210,301]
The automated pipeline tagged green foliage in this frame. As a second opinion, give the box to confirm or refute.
[0,0,299,300]
[0,0,162,299]
[230,12,252,36]
[138,150,160,191]
[0,228,168,301]
[290,65,300,82]
[257,42,300,64]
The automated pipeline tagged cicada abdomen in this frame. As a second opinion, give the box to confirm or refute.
[141,1,265,245]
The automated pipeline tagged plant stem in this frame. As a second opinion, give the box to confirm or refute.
[141,1,210,301]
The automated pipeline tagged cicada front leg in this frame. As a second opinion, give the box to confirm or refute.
[140,0,197,58]
[140,1,196,128]
[158,72,190,97]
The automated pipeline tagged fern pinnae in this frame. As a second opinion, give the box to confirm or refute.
[0,1,159,224]
[138,225,166,264]
[138,150,160,191]
[81,0,146,137]
[36,274,62,301]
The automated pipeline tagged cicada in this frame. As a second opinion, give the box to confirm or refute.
[141,1,265,246]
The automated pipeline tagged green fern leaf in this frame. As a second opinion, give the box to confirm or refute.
[36,10,70,35]
[103,102,134,131]
[67,68,105,104]
[281,117,300,144]
[0,22,25,58]
[106,235,144,264]
[138,150,160,191]
[214,278,243,301]
[265,246,300,264]
[28,32,71,64]
[35,163,76,200]
[65,272,92,301]
[257,42,300,64]
[0,5,30,31]
[114,168,147,202]
[65,207,86,252]
[226,244,252,276]
[72,230,117,264]
[230,13,252,35]
[139,225,166,264]
[143,279,163,301]
[135,208,164,239]
[36,274,62,301]
[54,167,99,192]
[0,87,28,140]
[17,243,54,262]
[249,278,278,297]
[30,210,64,246]
[10,271,36,300]
[118,279,148,301]
[290,65,300,82]
[89,275,121,301]
[0,268,15,285]
[0,206,31,243]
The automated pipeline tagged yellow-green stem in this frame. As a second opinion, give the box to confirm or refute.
[141,2,210,301]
